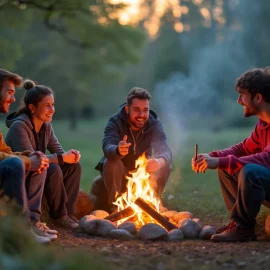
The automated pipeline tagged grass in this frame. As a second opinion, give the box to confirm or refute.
[0,118,257,224]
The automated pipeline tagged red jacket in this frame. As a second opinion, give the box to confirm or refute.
[209,119,270,173]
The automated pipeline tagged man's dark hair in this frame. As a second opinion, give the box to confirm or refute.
[0,69,23,91]
[235,67,270,102]
[126,87,151,105]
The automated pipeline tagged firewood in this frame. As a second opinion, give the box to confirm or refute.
[105,206,134,222]
[134,198,177,231]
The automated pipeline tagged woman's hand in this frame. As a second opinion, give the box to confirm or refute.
[29,151,49,173]
[62,149,81,164]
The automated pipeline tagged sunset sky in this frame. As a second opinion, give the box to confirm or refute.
[109,0,225,37]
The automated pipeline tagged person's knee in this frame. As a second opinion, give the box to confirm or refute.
[238,164,257,186]
[9,157,24,172]
[48,164,63,181]
[69,162,82,176]
[103,158,124,171]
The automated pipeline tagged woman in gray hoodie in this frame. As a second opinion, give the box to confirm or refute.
[5,80,81,231]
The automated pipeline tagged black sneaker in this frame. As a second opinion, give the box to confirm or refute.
[211,221,256,242]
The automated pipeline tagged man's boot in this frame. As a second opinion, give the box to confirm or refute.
[211,221,256,242]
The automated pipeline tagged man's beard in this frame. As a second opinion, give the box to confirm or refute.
[128,114,146,129]
[243,104,258,118]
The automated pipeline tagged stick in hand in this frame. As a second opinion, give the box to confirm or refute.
[194,144,198,174]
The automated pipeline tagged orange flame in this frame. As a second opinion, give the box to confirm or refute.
[113,153,161,227]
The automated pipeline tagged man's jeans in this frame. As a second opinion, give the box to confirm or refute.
[218,164,270,229]
[0,157,28,216]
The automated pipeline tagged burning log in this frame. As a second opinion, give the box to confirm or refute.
[134,198,177,231]
[105,206,134,222]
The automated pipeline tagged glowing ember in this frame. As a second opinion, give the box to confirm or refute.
[113,153,161,227]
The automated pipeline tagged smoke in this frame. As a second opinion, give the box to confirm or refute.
[153,0,258,159]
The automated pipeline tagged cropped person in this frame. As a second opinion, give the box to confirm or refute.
[0,68,52,244]
[192,67,270,242]
[5,80,81,229]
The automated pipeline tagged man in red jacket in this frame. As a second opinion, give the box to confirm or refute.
[192,67,270,242]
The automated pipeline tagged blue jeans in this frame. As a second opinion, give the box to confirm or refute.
[218,164,270,229]
[0,157,28,216]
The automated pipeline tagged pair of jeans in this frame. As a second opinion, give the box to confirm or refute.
[218,164,270,229]
[0,157,29,216]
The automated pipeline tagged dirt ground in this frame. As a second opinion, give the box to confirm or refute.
[54,226,270,270]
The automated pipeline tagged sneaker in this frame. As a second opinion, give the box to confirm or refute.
[211,221,257,242]
[32,221,58,241]
[54,215,79,229]
[36,221,58,234]
[31,229,51,244]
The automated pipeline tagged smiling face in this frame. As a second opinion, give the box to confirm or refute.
[125,98,150,130]
[30,94,55,124]
[0,80,16,114]
[237,89,260,117]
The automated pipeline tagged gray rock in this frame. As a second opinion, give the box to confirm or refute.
[179,219,200,239]
[168,229,184,241]
[178,218,189,227]
[109,229,135,241]
[118,221,137,235]
[137,223,168,241]
[193,218,203,230]
[84,219,117,237]
[173,211,193,222]
[199,225,216,240]
[90,210,109,219]
[79,215,97,231]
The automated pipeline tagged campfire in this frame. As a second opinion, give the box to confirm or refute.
[106,153,176,230]
[79,151,217,241]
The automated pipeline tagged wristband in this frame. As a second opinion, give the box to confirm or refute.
[57,153,64,166]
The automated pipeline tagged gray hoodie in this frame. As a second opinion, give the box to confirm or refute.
[5,112,64,164]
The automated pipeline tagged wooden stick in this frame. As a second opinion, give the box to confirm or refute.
[194,143,198,160]
[105,206,134,222]
[194,143,198,174]
[134,198,177,231]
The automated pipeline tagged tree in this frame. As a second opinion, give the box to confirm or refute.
[0,0,145,118]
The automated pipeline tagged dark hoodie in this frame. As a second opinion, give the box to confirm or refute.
[95,104,172,172]
[5,112,64,163]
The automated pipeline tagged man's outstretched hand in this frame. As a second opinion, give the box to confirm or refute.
[191,153,219,173]
[118,135,131,156]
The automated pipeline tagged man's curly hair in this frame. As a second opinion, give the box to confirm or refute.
[235,67,270,102]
